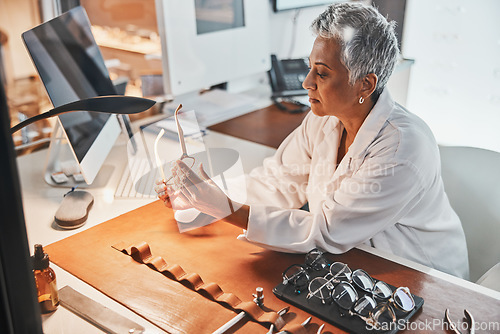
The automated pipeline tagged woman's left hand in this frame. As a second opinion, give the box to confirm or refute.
[167,160,234,220]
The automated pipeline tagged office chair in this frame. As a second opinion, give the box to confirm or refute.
[476,262,500,292]
[439,145,500,289]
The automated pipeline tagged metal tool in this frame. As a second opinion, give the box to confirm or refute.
[58,286,145,334]
[212,311,246,334]
[253,287,265,307]
[213,288,289,334]
[266,307,290,334]
[301,317,312,326]
[278,306,290,317]
[445,309,475,334]
[276,316,312,334]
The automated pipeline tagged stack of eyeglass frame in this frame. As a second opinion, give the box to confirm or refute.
[273,249,424,334]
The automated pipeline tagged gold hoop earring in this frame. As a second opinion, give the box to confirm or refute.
[359,97,365,104]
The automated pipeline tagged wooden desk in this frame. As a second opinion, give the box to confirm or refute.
[209,102,308,149]
[18,109,500,333]
[44,200,500,334]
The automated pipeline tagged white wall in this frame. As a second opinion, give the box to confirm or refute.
[225,3,332,93]
[267,1,371,59]
[402,0,500,153]
[0,0,40,81]
[266,0,410,107]
[270,1,500,154]
[268,5,329,59]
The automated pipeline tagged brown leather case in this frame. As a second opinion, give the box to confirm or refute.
[45,201,312,333]
[112,241,285,329]
[45,200,500,334]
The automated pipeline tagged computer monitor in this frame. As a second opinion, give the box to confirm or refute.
[271,0,333,12]
[155,0,271,98]
[22,6,122,185]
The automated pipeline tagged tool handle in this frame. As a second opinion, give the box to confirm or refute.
[174,105,187,156]
[212,311,246,334]
[154,129,166,180]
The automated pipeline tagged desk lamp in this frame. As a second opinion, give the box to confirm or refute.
[10,95,155,134]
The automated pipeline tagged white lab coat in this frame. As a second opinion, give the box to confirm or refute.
[238,89,469,279]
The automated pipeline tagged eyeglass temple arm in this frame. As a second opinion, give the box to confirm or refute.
[349,310,380,330]
[154,129,166,181]
[307,264,349,298]
[174,104,187,157]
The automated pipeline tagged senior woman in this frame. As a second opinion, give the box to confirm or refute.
[156,2,469,279]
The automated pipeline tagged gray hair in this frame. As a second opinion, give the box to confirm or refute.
[311,2,400,100]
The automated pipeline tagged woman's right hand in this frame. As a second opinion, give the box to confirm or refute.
[154,179,172,208]
[154,178,196,211]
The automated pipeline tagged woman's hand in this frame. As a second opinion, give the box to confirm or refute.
[167,160,234,220]
[154,179,173,208]
[154,175,195,211]
[155,160,250,229]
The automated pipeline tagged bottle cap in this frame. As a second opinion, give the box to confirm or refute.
[32,244,50,270]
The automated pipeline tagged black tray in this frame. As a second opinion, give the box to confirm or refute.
[273,269,424,334]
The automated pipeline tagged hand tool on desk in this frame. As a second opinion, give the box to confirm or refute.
[253,286,265,306]
[212,300,289,334]
[266,307,291,333]
[212,311,247,334]
[58,285,145,334]
[212,287,263,334]
[445,308,475,334]
[276,316,312,334]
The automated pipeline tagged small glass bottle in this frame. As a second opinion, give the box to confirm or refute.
[32,244,59,313]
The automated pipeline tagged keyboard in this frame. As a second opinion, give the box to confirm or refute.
[162,89,267,127]
[115,157,160,199]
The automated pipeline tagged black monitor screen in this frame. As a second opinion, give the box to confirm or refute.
[22,7,116,162]
[195,0,245,35]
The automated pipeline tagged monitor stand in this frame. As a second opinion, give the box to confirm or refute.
[43,121,114,188]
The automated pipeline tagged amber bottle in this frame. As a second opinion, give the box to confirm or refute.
[32,244,59,313]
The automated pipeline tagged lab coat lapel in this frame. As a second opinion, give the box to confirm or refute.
[319,120,352,193]
[348,89,395,161]
[315,116,342,179]
[331,89,395,180]
[308,117,342,207]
